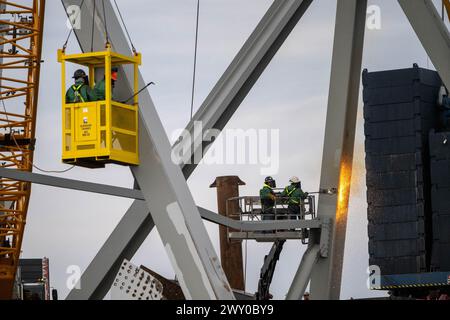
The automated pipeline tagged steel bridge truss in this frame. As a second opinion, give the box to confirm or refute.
[1,0,448,300]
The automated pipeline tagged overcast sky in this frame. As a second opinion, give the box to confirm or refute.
[19,0,448,300]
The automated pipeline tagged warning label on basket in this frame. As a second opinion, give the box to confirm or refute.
[76,106,97,142]
[80,123,92,137]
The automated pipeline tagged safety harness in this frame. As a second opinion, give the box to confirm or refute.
[72,84,86,103]
[285,186,300,205]
[261,184,275,208]
[263,183,273,190]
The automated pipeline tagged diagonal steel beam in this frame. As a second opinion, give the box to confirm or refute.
[286,245,320,300]
[398,0,450,88]
[308,0,367,300]
[62,0,314,299]
[62,0,233,300]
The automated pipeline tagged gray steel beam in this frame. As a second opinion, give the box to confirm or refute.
[62,0,233,300]
[309,0,367,300]
[286,245,320,300]
[0,167,144,200]
[62,0,314,299]
[398,0,450,88]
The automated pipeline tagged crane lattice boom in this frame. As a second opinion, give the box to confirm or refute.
[0,0,45,299]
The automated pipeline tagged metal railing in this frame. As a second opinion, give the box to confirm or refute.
[226,194,316,223]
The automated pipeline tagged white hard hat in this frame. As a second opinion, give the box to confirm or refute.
[289,176,300,183]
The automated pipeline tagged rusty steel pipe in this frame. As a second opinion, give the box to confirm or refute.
[210,176,245,291]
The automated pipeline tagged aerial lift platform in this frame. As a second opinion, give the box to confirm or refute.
[226,194,318,299]
[226,194,316,243]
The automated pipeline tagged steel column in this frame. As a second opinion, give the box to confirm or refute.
[398,0,450,88]
[309,0,367,300]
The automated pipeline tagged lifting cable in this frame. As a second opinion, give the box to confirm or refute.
[101,0,110,46]
[90,0,97,52]
[65,0,137,53]
[113,0,137,54]
[190,0,200,120]
[62,0,86,51]
[63,0,109,50]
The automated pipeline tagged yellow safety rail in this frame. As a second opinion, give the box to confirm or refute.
[58,46,141,168]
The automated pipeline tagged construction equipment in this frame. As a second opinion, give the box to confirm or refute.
[256,240,285,300]
[225,192,316,300]
[58,45,141,168]
[226,195,316,243]
[229,192,318,299]
[16,258,50,300]
[0,0,45,299]
[313,188,337,195]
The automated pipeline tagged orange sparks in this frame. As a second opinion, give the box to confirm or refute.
[336,159,353,222]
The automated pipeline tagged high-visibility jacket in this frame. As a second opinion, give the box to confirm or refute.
[260,184,276,209]
[66,79,95,103]
[94,79,116,101]
[281,184,307,205]
[94,79,106,101]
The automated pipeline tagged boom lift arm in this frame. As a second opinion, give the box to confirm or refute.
[256,240,286,300]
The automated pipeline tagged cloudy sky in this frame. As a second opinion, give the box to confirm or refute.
[18,0,448,300]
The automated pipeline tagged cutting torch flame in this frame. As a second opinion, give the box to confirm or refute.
[336,159,352,222]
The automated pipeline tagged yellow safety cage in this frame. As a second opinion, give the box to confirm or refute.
[58,46,141,168]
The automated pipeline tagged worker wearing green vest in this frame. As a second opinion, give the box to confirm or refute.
[281,176,308,219]
[260,176,277,221]
[65,69,95,103]
[94,67,119,101]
